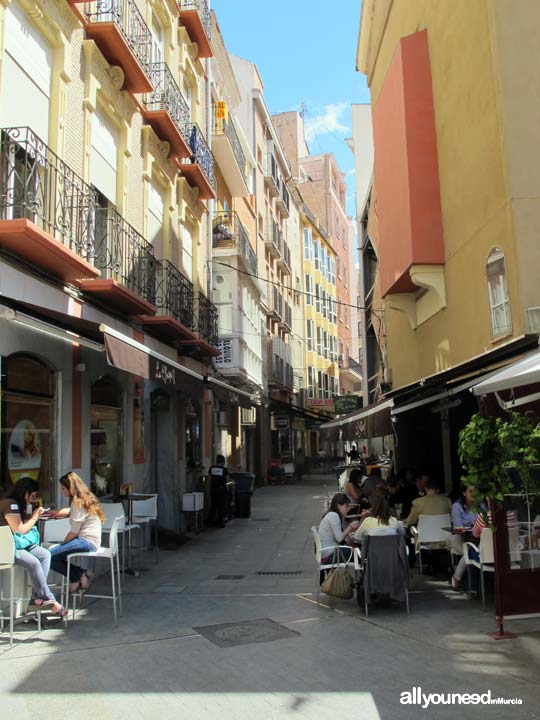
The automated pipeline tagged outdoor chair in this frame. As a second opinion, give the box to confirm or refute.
[132,494,158,561]
[354,533,409,617]
[410,513,451,574]
[0,527,15,646]
[65,516,123,626]
[310,526,353,604]
[101,502,139,575]
[463,528,494,609]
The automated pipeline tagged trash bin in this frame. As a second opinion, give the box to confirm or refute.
[230,472,255,518]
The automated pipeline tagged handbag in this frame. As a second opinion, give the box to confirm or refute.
[13,525,40,551]
[321,566,354,599]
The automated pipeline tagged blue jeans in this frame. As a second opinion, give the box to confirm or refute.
[50,538,95,582]
[15,545,55,601]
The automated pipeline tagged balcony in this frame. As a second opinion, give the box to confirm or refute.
[277,243,291,275]
[194,291,220,356]
[212,105,248,196]
[212,211,257,276]
[264,152,280,198]
[143,63,191,160]
[76,207,157,316]
[178,0,212,59]
[276,183,290,218]
[140,259,195,343]
[215,336,263,389]
[0,127,100,284]
[268,336,293,390]
[179,124,216,200]
[279,301,292,332]
[267,285,283,321]
[70,0,153,93]
[265,219,281,259]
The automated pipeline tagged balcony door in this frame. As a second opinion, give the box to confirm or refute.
[0,2,51,140]
[151,17,164,64]
[90,108,118,204]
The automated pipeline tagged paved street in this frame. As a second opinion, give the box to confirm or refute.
[2,474,540,720]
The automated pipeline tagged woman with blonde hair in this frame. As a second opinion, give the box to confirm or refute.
[49,472,104,592]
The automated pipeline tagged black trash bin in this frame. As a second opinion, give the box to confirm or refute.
[230,472,255,518]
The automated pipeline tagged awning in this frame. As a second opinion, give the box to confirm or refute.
[319,398,394,439]
[471,346,540,409]
[207,377,253,409]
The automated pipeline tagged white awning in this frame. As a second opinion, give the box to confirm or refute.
[472,349,540,396]
[319,398,394,430]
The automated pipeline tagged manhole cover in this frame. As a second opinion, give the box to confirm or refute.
[154,586,187,594]
[215,575,244,580]
[194,618,300,648]
[255,571,303,575]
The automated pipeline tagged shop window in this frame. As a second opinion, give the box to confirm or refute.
[90,376,122,498]
[1,354,55,505]
[487,248,511,337]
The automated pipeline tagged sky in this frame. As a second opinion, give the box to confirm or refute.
[211,0,371,221]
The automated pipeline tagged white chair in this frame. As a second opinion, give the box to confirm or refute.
[42,518,72,548]
[101,503,139,575]
[410,514,451,574]
[310,526,353,603]
[65,516,123,626]
[464,528,494,609]
[0,527,15,646]
[132,495,158,560]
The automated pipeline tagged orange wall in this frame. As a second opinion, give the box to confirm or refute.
[373,30,444,296]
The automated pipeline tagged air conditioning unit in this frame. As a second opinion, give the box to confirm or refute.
[527,307,540,333]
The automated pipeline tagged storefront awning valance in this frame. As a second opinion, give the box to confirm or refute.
[207,377,253,409]
[319,398,394,440]
[471,348,540,396]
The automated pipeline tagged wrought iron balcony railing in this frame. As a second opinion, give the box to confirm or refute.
[83,0,152,73]
[264,152,280,195]
[213,211,257,276]
[196,290,219,347]
[272,220,282,255]
[92,207,156,305]
[179,0,211,41]
[145,62,191,145]
[0,126,96,258]
[281,184,290,212]
[212,106,246,179]
[154,259,195,331]
[188,124,216,193]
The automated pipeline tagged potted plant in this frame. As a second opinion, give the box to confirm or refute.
[458,412,540,525]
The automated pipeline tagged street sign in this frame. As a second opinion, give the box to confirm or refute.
[334,395,362,415]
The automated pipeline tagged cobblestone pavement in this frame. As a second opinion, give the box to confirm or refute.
[1,473,540,719]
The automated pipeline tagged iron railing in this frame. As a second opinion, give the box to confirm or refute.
[179,0,211,41]
[92,207,156,305]
[212,106,246,179]
[145,63,191,147]
[196,291,219,347]
[188,124,216,193]
[281,184,290,213]
[272,286,283,318]
[264,152,280,192]
[0,126,96,258]
[272,220,282,254]
[213,211,257,276]
[154,259,195,330]
[83,0,152,72]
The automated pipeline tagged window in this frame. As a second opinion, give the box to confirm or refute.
[182,222,194,282]
[303,228,313,260]
[316,326,322,356]
[305,274,313,305]
[314,240,320,270]
[317,370,324,399]
[306,320,314,351]
[315,284,321,314]
[323,331,328,359]
[321,246,326,277]
[307,367,314,399]
[321,289,327,319]
[487,248,511,337]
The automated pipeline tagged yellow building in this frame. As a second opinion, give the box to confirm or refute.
[301,205,339,454]
[355,0,540,485]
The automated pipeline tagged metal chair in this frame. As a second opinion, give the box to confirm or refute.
[65,516,123,626]
[101,503,139,575]
[410,514,451,574]
[463,528,494,609]
[0,527,15,646]
[355,533,409,617]
[132,495,158,561]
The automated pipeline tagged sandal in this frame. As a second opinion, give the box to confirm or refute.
[451,576,464,591]
[69,581,81,593]
[30,598,44,608]
[80,571,94,593]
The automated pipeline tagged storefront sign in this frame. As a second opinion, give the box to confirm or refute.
[335,395,362,415]
[8,419,42,482]
[307,398,335,413]
[275,414,290,429]
[149,356,204,399]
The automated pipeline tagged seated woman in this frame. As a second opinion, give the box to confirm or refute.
[318,493,359,565]
[0,477,66,616]
[49,472,104,593]
[354,493,403,541]
[450,485,480,560]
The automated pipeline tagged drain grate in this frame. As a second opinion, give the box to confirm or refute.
[215,574,244,580]
[255,570,303,575]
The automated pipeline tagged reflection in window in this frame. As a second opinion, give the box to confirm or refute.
[504,492,540,571]
[487,248,511,337]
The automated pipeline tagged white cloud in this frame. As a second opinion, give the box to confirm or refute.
[305,103,350,142]
[346,168,356,176]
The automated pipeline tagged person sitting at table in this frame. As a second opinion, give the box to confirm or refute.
[318,493,360,566]
[353,492,404,541]
[449,485,483,558]
[0,477,66,616]
[49,472,104,593]
[394,471,427,519]
[405,478,451,527]
[363,467,387,496]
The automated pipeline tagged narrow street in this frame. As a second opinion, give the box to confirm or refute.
[1,475,540,720]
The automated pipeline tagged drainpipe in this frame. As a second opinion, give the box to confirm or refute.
[206,2,213,298]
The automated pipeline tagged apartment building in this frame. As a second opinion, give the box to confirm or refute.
[0,0,259,533]
[353,0,540,485]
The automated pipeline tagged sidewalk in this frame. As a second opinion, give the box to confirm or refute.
[1,473,540,719]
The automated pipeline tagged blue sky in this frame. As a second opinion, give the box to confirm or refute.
[211,0,371,219]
